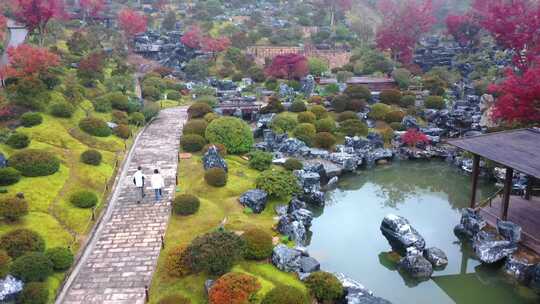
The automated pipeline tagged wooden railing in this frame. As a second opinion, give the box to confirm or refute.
[476,187,504,209]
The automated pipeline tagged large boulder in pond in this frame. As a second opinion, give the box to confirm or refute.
[271,244,302,272]
[380,214,426,255]
[473,231,517,264]
[202,145,228,172]
[497,220,521,243]
[504,255,535,284]
[334,273,393,304]
[0,275,24,302]
[290,208,313,228]
[398,252,433,280]
[238,189,268,213]
[454,208,486,240]
[423,247,448,268]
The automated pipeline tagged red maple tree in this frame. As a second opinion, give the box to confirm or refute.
[265,53,309,80]
[118,8,147,39]
[181,25,203,49]
[401,129,430,148]
[0,14,6,41]
[376,0,435,64]
[445,13,481,48]
[80,0,105,19]
[13,0,66,45]
[6,44,60,77]
[201,36,230,59]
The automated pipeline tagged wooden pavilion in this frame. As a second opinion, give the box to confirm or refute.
[449,128,540,254]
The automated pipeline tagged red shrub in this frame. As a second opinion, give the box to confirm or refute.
[209,272,261,304]
[401,129,429,147]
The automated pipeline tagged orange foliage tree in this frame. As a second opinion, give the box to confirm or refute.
[208,272,261,304]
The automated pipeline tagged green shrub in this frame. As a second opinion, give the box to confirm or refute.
[107,92,129,111]
[143,104,160,122]
[314,132,336,150]
[202,143,227,156]
[400,95,416,108]
[0,197,28,222]
[261,286,308,304]
[384,110,405,123]
[0,250,11,278]
[183,119,208,137]
[114,124,130,139]
[243,228,273,260]
[255,170,301,199]
[260,97,285,114]
[205,117,254,154]
[283,158,303,171]
[8,150,60,177]
[79,117,112,137]
[204,112,219,123]
[188,102,213,119]
[0,168,21,186]
[49,102,75,118]
[112,110,128,125]
[6,133,30,149]
[339,119,368,137]
[309,105,328,119]
[368,103,392,121]
[129,112,146,126]
[331,95,348,113]
[167,91,182,101]
[392,68,412,89]
[293,123,316,146]
[20,112,43,127]
[289,101,307,113]
[196,95,218,107]
[165,245,191,277]
[70,190,98,208]
[17,282,49,304]
[344,85,371,100]
[248,150,273,171]
[270,112,298,134]
[10,252,53,282]
[0,229,45,258]
[390,122,405,131]
[315,118,336,133]
[173,194,200,216]
[337,111,358,122]
[80,149,102,166]
[347,99,367,112]
[157,294,191,304]
[93,97,112,112]
[297,111,316,124]
[204,167,227,187]
[424,95,446,109]
[305,271,344,303]
[181,134,206,152]
[45,247,73,271]
[423,75,446,96]
[380,89,402,105]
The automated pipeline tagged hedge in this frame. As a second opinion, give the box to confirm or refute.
[261,286,308,304]
[270,112,298,134]
[283,158,303,171]
[297,111,316,124]
[309,105,328,119]
[314,132,336,150]
[380,89,402,105]
[293,123,316,146]
[114,124,130,139]
[209,272,260,304]
[17,282,49,304]
[255,170,301,199]
[289,101,307,113]
[248,150,273,171]
[183,119,208,137]
[305,271,344,303]
[424,95,446,109]
[50,102,75,118]
[8,149,60,177]
[368,103,392,121]
[188,102,213,119]
[338,119,368,137]
[0,250,11,278]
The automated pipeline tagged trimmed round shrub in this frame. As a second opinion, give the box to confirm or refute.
[45,247,73,271]
[0,168,22,186]
[0,250,11,278]
[344,85,371,100]
[204,167,227,187]
[0,229,45,258]
[248,150,273,171]
[305,271,344,303]
[157,294,191,304]
[112,110,128,125]
[8,150,60,177]
[270,112,298,134]
[424,95,446,109]
[293,123,316,146]
[368,103,392,121]
[79,117,112,137]
[143,104,160,121]
[0,197,28,222]
[400,95,416,108]
[202,143,227,156]
[181,134,206,152]
[183,119,208,137]
[6,133,30,149]
[337,111,359,122]
[50,102,74,118]
[185,230,246,275]
[261,286,308,304]
[17,282,49,304]
[205,117,254,154]
[347,99,367,112]
[314,132,336,150]
[339,119,368,137]
[70,190,98,208]
[315,118,336,133]
[204,112,219,123]
[243,228,273,260]
[297,111,316,124]
[309,96,323,104]
[20,112,43,127]
[384,110,405,124]
[114,124,130,139]
[331,95,348,113]
[93,97,111,113]
[380,89,402,105]
[283,158,303,171]
[165,245,191,277]
[289,101,307,113]
[10,252,53,282]
[167,91,182,101]
[255,170,301,199]
[188,102,213,119]
[80,149,102,166]
[173,194,200,216]
[209,272,261,304]
[129,112,146,126]
[309,105,328,119]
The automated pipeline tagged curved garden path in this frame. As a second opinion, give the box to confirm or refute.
[56,107,188,304]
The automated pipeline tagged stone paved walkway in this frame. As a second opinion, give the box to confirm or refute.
[57,107,187,304]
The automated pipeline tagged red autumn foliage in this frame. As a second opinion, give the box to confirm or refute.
[445,13,481,48]
[0,14,6,40]
[265,53,309,80]
[208,272,260,304]
[376,0,435,63]
[118,8,147,38]
[6,44,60,77]
[80,0,105,18]
[79,52,105,74]
[201,36,231,54]
[401,129,430,147]
[13,0,65,43]
[152,0,168,10]
[181,25,203,49]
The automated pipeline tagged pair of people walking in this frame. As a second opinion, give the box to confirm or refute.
[133,166,165,203]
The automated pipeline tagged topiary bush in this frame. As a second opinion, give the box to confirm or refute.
[143,104,160,122]
[0,229,45,258]
[0,168,21,186]
[20,112,43,127]
[45,247,73,271]
[165,245,191,278]
[243,228,273,260]
[167,91,182,101]
[297,111,316,124]
[209,272,261,304]
[6,133,30,149]
[305,271,344,303]
[204,112,219,123]
[8,149,60,177]
[293,123,316,146]
[17,282,49,304]
[255,170,301,199]
[400,95,416,108]
[157,294,191,304]
[93,97,112,113]
[70,190,98,208]
[80,149,102,166]
[112,110,128,125]
[49,102,75,118]
[181,134,206,152]
[309,105,328,119]
[424,95,446,109]
[315,118,336,133]
[331,95,348,113]
[0,197,28,222]
[183,119,208,137]
[129,112,146,126]
[344,85,371,100]
[261,286,308,304]
[337,111,358,122]
[384,110,405,124]
[79,117,112,137]
[289,101,307,113]
[248,150,273,171]
[347,99,367,112]
[10,252,53,282]
[188,102,213,119]
[339,119,368,137]
[114,124,130,139]
[173,194,200,216]
[205,117,254,154]
[314,132,336,150]
[270,112,298,134]
[0,250,11,278]
[283,158,303,171]
[380,89,402,105]
[204,167,227,187]
[368,103,392,121]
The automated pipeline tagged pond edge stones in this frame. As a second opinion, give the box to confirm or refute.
[238,189,268,213]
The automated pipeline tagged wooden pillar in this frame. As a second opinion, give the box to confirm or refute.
[501,167,514,220]
[525,176,533,200]
[470,154,480,208]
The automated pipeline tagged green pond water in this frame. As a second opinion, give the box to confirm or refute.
[306,160,539,304]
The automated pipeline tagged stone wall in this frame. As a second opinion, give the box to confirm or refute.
[246,46,351,70]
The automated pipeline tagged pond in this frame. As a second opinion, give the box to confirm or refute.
[307,160,539,304]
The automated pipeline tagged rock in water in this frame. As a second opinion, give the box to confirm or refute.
[380,214,426,255]
[334,273,393,304]
[497,220,521,243]
[238,189,268,213]
[202,145,228,172]
[454,208,486,239]
[398,253,433,280]
[288,198,307,213]
[0,275,24,302]
[473,231,517,264]
[504,255,534,284]
[271,244,302,272]
[299,256,320,273]
[423,247,448,268]
[290,208,313,228]
[277,216,307,245]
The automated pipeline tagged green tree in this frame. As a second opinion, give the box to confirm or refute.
[308,58,329,76]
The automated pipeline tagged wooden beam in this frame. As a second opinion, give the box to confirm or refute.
[525,176,533,200]
[470,154,480,208]
[501,167,514,220]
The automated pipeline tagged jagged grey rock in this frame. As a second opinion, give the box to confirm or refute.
[290,208,313,228]
[288,198,307,213]
[423,247,448,268]
[277,216,307,245]
[497,220,522,243]
[238,189,268,213]
[504,255,534,284]
[473,231,517,264]
[299,256,320,273]
[380,214,426,255]
[271,244,302,272]
[454,208,486,239]
[398,253,433,280]
[202,145,228,172]
[0,275,24,302]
